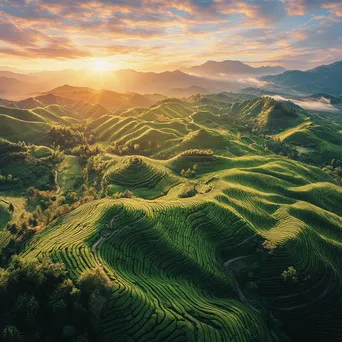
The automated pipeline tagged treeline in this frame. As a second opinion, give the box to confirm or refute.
[48,125,96,149]
[67,145,101,167]
[0,139,60,191]
[107,141,141,155]
[1,187,97,264]
[0,173,18,185]
[264,140,299,160]
[0,257,111,341]
[0,139,26,155]
[323,159,342,184]
[0,139,26,166]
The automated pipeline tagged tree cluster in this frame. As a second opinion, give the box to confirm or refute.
[112,189,134,199]
[48,125,96,149]
[0,257,111,341]
[323,159,342,184]
[0,173,18,185]
[180,163,199,178]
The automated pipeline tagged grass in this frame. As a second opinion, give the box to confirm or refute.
[57,155,83,194]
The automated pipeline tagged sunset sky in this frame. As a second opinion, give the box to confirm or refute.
[0,0,341,72]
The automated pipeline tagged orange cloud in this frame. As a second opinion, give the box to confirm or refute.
[0,0,340,71]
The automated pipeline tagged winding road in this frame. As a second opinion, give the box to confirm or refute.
[224,255,259,312]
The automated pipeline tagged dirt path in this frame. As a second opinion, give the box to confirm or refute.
[92,236,105,251]
[224,255,259,312]
[90,217,120,283]
[54,170,60,194]
[91,216,115,252]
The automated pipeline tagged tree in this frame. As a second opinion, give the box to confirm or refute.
[8,223,17,235]
[2,325,21,342]
[281,266,298,283]
[62,325,76,338]
[89,292,107,319]
[8,203,14,213]
[78,268,110,296]
[67,192,78,203]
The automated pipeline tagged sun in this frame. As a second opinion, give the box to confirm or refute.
[90,59,111,72]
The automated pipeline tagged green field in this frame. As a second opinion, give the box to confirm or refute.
[0,93,342,341]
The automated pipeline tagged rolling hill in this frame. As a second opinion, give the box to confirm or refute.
[111,69,236,93]
[21,150,342,341]
[225,97,342,163]
[44,85,166,111]
[0,87,342,341]
[28,69,236,94]
[0,93,109,119]
[165,86,210,98]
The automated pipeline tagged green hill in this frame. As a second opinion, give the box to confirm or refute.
[0,103,81,124]
[228,97,305,132]
[102,155,179,199]
[21,152,342,342]
[0,115,51,143]
[1,89,342,341]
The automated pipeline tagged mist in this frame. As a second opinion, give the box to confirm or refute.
[268,95,339,112]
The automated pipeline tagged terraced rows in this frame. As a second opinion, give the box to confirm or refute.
[23,196,277,341]
[21,151,342,341]
[103,156,173,190]
[94,116,186,150]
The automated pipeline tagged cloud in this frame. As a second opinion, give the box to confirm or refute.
[0,35,90,59]
[321,2,342,16]
[0,0,340,70]
[269,94,339,112]
[281,0,342,16]
[0,18,42,45]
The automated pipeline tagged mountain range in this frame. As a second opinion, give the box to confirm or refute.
[184,60,286,77]
[0,85,167,114]
[263,61,342,94]
[1,60,342,101]
[0,69,237,99]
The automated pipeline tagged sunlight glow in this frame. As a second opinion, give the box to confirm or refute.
[90,59,112,71]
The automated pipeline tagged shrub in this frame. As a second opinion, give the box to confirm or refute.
[180,168,196,178]
[113,190,134,199]
[78,267,110,296]
[281,266,298,283]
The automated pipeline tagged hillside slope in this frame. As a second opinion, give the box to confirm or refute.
[22,152,342,341]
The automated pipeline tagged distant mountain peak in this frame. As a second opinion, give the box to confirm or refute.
[184,60,286,77]
[263,60,342,95]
